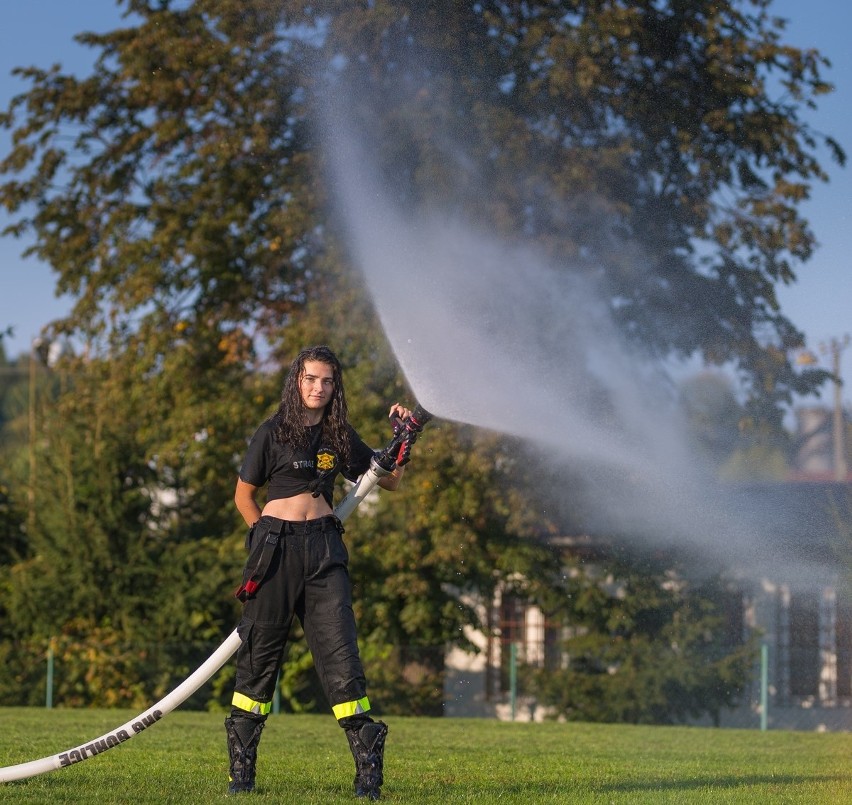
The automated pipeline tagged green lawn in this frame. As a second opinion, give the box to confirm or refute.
[0,708,849,803]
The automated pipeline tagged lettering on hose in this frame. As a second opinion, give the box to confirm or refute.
[58,711,163,768]
[133,710,163,733]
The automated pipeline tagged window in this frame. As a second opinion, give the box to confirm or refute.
[788,592,819,697]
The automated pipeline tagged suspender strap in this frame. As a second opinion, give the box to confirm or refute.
[234,519,284,603]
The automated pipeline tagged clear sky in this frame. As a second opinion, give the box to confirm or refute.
[1,0,850,407]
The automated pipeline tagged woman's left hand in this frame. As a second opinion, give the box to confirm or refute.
[388,403,412,422]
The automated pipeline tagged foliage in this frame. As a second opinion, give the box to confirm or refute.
[679,372,748,469]
[317,0,842,425]
[0,480,25,571]
[0,342,255,707]
[0,0,844,715]
[0,1,843,415]
[1,0,318,358]
[526,551,759,725]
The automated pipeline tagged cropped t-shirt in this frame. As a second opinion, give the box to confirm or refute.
[238,418,375,507]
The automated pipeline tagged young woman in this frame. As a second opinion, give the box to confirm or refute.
[226,345,410,800]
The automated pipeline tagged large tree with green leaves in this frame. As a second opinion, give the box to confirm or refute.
[0,337,266,707]
[319,0,842,427]
[0,0,843,713]
[0,1,843,407]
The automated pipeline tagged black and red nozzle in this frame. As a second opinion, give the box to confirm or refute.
[379,403,433,470]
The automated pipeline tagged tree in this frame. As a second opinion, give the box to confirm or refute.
[528,550,758,725]
[0,0,842,711]
[0,339,264,707]
[680,372,746,466]
[345,423,560,716]
[1,1,319,357]
[0,1,842,416]
[318,0,841,424]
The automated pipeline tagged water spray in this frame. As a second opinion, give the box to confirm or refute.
[0,406,432,784]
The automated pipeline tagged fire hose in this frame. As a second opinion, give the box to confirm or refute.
[0,405,431,784]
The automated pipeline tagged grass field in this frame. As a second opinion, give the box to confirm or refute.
[0,708,849,803]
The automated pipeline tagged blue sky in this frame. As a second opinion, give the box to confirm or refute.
[1,0,850,407]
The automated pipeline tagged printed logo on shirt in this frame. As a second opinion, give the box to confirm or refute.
[316,449,337,472]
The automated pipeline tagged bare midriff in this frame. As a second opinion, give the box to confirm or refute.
[261,491,334,521]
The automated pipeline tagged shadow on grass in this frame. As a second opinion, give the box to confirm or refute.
[595,774,849,793]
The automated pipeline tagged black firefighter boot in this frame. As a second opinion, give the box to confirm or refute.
[345,720,389,800]
[224,715,265,794]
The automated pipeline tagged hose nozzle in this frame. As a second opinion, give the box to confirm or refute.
[380,403,433,470]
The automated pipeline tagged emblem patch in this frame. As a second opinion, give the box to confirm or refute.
[316,450,336,472]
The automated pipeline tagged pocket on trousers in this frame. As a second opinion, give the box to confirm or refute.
[235,621,255,678]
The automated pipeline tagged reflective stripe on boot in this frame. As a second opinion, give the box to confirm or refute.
[345,720,388,800]
[225,716,265,794]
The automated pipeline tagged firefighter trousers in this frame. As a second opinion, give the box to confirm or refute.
[231,514,371,721]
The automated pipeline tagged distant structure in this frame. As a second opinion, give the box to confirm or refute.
[791,406,851,482]
[794,407,835,477]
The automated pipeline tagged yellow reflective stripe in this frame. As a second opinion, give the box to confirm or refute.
[332,696,371,720]
[231,692,272,715]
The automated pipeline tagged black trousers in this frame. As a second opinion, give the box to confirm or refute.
[232,515,370,719]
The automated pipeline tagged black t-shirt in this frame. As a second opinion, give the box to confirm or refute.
[238,418,375,507]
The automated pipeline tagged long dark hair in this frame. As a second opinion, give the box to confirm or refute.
[271,345,351,464]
